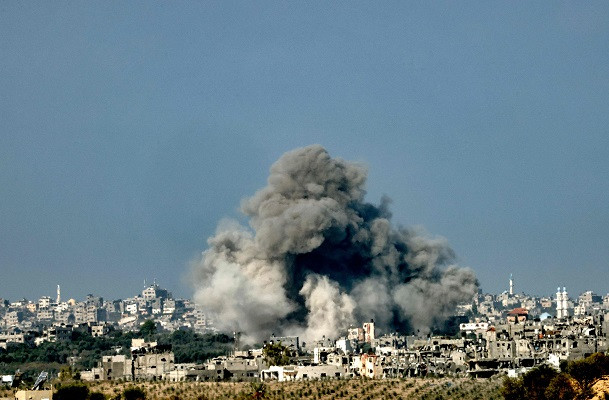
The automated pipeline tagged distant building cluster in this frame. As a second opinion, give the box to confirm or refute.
[0,282,213,349]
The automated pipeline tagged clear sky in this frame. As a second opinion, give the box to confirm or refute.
[1,2,608,302]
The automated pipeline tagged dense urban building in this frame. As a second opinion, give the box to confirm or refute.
[2,277,609,383]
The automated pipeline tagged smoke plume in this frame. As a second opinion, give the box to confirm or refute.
[192,145,478,342]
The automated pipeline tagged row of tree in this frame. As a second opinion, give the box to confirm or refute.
[501,352,609,400]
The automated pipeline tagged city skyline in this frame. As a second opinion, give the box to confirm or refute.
[1,276,605,305]
[2,3,609,301]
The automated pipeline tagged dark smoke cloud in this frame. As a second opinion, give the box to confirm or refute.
[192,145,478,342]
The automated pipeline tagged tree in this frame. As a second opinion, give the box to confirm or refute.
[138,320,157,338]
[567,352,609,394]
[544,373,577,400]
[250,382,267,399]
[501,365,559,400]
[262,342,291,366]
[89,393,106,400]
[123,387,146,400]
[500,376,525,400]
[522,364,558,400]
[59,365,80,381]
[237,382,267,400]
[54,383,89,400]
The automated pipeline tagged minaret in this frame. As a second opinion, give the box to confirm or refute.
[556,287,563,319]
[56,285,61,304]
[562,287,569,318]
[509,274,513,295]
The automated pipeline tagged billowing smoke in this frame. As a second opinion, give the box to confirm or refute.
[192,145,478,343]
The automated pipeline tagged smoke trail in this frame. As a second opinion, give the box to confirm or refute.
[192,145,478,342]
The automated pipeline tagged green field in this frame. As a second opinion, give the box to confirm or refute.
[2,377,504,400]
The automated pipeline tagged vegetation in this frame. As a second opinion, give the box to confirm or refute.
[54,382,90,400]
[1,377,504,400]
[566,352,609,395]
[0,325,233,380]
[123,387,147,400]
[500,352,609,400]
[237,382,268,399]
[262,342,293,366]
[138,320,158,339]
[544,373,577,400]
[157,329,233,364]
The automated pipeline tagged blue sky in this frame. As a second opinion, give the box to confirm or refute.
[1,2,608,301]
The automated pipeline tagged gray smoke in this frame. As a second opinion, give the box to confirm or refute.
[192,145,478,343]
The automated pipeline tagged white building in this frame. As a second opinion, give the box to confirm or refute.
[261,364,347,382]
[459,322,489,334]
[556,287,569,319]
[38,296,52,309]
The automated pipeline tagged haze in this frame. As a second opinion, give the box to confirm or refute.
[1,2,608,301]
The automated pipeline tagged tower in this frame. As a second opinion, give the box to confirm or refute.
[509,274,513,295]
[556,287,563,319]
[562,287,569,318]
[56,285,61,304]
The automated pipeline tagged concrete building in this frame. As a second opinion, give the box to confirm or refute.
[90,324,109,337]
[38,296,52,310]
[150,299,162,315]
[37,309,54,321]
[131,342,174,380]
[335,338,354,355]
[363,320,375,343]
[86,305,106,323]
[14,390,52,400]
[99,354,131,380]
[507,308,528,324]
[347,327,364,342]
[95,340,175,381]
[4,311,24,327]
[269,334,299,350]
[0,330,33,349]
[43,325,72,342]
[142,284,169,302]
[73,303,86,324]
[261,364,347,382]
[125,303,138,315]
[579,291,602,307]
[359,353,382,378]
[313,346,336,364]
